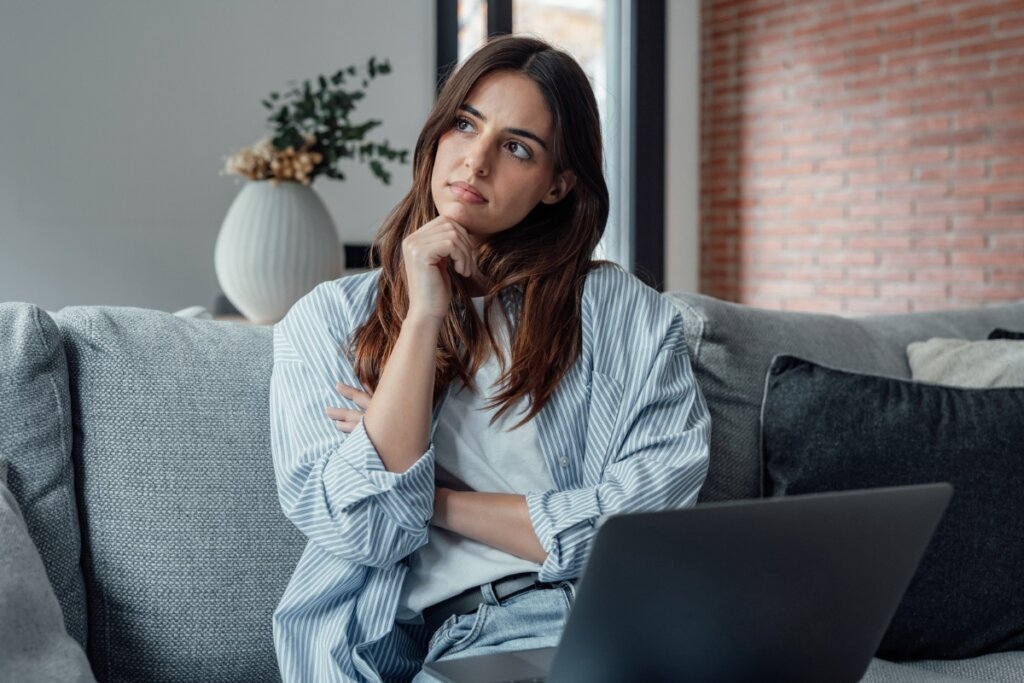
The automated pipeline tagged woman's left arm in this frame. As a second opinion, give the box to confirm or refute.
[432,489,547,563]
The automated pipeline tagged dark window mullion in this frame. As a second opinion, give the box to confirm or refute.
[436,0,458,91]
[436,1,510,88]
[632,0,666,291]
[488,0,513,36]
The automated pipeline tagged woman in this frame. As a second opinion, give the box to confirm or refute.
[270,35,710,682]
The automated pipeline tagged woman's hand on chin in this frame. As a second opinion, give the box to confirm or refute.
[402,216,479,322]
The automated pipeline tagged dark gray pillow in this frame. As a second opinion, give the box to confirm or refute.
[762,355,1024,661]
[55,307,305,682]
[666,293,1024,502]
[0,303,87,645]
[989,328,1024,340]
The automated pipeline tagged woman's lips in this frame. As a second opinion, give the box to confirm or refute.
[449,182,487,204]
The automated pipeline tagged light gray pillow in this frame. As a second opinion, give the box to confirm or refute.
[0,465,96,683]
[55,306,304,682]
[908,338,1024,388]
[0,302,87,644]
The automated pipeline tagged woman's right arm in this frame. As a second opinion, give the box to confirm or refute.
[270,285,437,569]
[360,215,478,472]
[270,218,477,568]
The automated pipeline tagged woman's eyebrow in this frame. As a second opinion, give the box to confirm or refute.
[459,103,549,151]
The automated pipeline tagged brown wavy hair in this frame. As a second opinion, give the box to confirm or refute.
[350,35,610,426]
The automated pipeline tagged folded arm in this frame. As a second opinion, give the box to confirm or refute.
[270,302,436,569]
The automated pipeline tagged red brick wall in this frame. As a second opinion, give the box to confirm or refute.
[701,0,1024,314]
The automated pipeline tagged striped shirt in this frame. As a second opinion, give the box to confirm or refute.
[269,263,711,682]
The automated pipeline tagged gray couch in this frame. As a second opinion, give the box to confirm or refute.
[1,292,1022,683]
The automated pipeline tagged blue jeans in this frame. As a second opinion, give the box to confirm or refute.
[409,580,576,682]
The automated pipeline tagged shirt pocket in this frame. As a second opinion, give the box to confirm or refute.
[584,370,624,467]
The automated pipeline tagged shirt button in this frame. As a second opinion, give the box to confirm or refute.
[559,457,570,468]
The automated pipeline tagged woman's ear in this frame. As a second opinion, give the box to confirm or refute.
[541,170,577,205]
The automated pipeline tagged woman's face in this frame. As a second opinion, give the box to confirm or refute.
[430,70,574,244]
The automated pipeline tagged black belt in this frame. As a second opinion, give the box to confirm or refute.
[421,572,568,633]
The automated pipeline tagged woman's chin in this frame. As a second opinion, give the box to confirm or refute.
[439,202,479,224]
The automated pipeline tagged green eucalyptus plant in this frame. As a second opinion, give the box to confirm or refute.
[224,57,410,186]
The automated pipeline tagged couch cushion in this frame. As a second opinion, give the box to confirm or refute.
[55,307,305,682]
[666,293,1024,502]
[0,302,87,645]
[0,466,96,683]
[762,356,1024,660]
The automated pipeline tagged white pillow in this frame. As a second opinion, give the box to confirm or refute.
[173,305,213,319]
[907,338,1024,388]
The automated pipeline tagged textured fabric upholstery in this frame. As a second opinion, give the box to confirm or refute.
[862,652,1024,682]
[907,337,1024,387]
[0,302,87,645]
[908,652,1024,681]
[861,658,979,682]
[665,293,1024,502]
[763,357,1024,660]
[54,307,305,682]
[0,469,96,683]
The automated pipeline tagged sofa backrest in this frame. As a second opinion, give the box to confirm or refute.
[666,293,1024,503]
[54,306,304,683]
[9,294,1024,681]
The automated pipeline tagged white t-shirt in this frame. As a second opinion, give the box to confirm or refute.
[396,297,554,621]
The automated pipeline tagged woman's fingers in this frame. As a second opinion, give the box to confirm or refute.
[454,229,479,279]
[325,383,372,433]
[324,406,362,432]
[402,216,480,320]
[414,217,478,271]
[336,382,372,409]
[445,219,479,278]
[421,234,475,277]
[325,405,363,420]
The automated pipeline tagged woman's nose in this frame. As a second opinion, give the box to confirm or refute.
[464,138,490,176]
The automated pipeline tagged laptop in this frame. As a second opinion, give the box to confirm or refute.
[423,483,952,683]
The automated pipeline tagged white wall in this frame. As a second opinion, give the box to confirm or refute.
[0,0,434,312]
[665,0,700,293]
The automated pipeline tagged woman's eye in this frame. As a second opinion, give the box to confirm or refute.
[507,141,531,161]
[455,117,475,133]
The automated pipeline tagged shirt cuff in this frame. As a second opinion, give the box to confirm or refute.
[526,487,601,578]
[322,420,436,533]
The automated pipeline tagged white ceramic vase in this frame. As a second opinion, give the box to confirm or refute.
[215,181,341,324]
